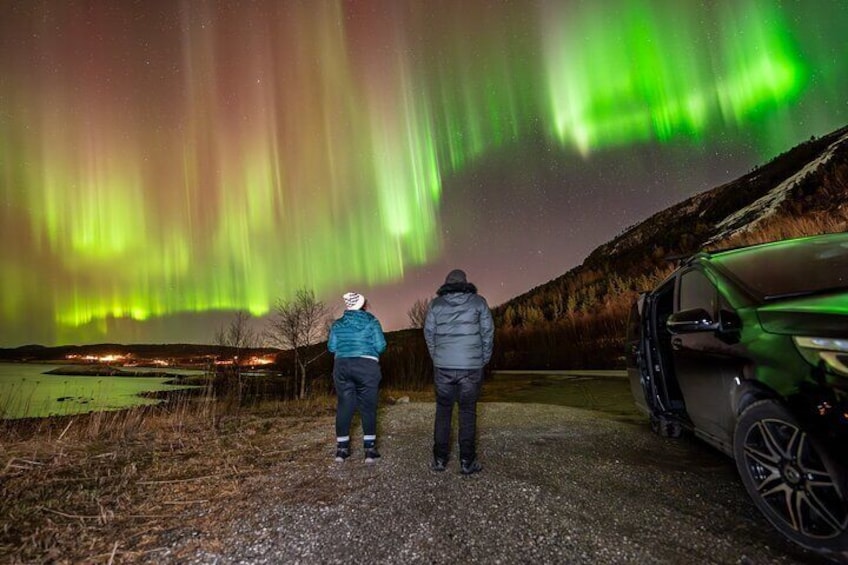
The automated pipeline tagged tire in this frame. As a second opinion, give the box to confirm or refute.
[734,399,848,554]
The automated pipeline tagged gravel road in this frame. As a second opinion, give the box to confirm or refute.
[165,402,833,564]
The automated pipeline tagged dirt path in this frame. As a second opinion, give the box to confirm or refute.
[160,402,828,564]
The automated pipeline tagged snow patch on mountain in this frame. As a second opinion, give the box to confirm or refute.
[705,131,848,245]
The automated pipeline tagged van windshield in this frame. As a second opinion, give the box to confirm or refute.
[712,234,848,300]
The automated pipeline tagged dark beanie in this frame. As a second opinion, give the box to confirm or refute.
[445,269,467,284]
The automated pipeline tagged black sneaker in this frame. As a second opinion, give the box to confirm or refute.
[430,457,447,472]
[460,459,482,475]
[364,447,381,464]
[334,447,350,462]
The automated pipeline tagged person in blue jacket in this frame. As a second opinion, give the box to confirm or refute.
[327,292,387,463]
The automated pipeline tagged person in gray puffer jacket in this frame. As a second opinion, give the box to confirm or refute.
[424,269,494,475]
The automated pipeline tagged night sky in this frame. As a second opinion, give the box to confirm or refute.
[2,0,847,347]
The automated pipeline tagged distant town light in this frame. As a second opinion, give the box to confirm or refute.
[65,353,128,364]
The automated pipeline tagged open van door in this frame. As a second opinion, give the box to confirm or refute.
[626,293,653,416]
[628,287,685,426]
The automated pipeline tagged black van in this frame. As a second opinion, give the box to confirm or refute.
[626,232,848,555]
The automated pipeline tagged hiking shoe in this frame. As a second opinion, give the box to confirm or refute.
[334,447,351,462]
[364,447,381,464]
[460,459,482,475]
[430,457,447,472]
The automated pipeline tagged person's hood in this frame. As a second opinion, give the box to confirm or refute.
[436,281,478,303]
[336,309,375,329]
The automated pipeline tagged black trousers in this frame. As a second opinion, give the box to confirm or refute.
[433,367,483,461]
[333,357,381,441]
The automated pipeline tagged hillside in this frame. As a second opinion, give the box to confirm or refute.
[492,125,848,369]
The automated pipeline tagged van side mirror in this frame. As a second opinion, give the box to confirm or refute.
[718,309,742,333]
[716,309,742,343]
[667,308,719,334]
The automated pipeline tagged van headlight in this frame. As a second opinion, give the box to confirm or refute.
[793,337,848,376]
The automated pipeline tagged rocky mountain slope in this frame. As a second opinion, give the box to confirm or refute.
[503,125,848,315]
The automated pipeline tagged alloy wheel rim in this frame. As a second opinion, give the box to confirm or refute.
[742,417,848,540]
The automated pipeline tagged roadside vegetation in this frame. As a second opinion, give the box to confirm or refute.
[0,380,432,563]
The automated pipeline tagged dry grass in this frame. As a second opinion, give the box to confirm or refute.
[715,210,848,250]
[0,392,343,564]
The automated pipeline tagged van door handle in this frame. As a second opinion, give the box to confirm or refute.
[671,337,683,350]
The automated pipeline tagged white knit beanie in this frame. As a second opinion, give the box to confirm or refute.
[343,292,365,310]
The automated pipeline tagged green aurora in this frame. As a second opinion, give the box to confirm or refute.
[1,0,847,345]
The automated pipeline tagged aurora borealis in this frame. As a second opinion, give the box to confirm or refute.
[1,1,847,346]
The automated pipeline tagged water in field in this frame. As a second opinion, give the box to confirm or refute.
[0,363,204,420]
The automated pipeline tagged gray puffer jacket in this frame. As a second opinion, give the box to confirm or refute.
[424,282,494,369]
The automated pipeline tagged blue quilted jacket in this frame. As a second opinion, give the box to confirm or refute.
[328,310,387,360]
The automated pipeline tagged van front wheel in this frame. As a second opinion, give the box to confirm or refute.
[734,400,848,554]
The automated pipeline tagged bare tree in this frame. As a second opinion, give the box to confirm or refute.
[407,297,431,329]
[266,289,332,399]
[214,310,258,403]
[214,310,258,365]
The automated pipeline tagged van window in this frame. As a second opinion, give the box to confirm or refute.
[678,270,716,314]
[712,234,848,299]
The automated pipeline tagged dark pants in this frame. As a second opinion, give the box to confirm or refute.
[433,367,483,461]
[334,357,381,440]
